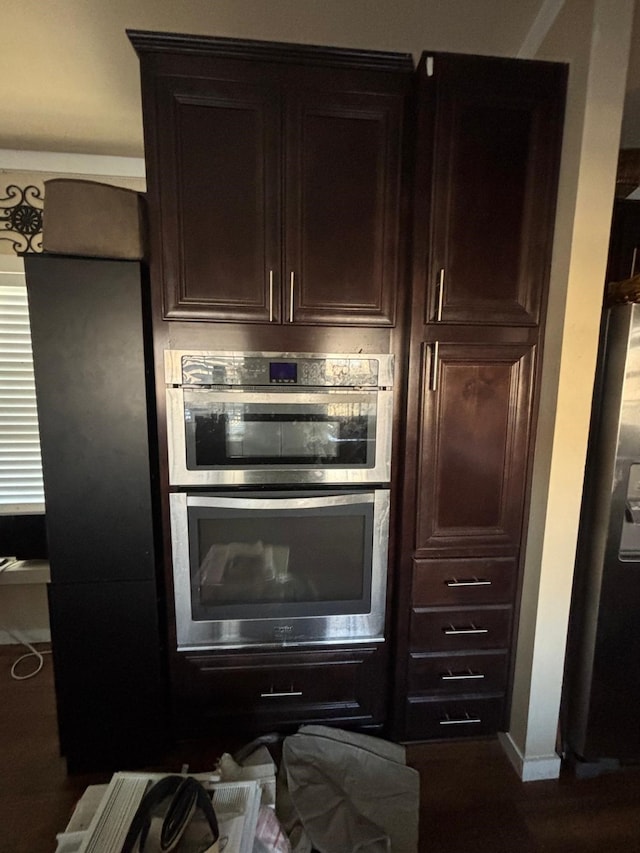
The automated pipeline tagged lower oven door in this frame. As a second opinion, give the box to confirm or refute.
[166,387,393,486]
[169,490,390,650]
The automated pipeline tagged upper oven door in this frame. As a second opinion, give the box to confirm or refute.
[166,386,393,485]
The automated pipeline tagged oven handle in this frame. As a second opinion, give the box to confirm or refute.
[184,492,380,511]
[176,390,381,405]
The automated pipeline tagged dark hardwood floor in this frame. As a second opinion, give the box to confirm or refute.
[2,643,640,853]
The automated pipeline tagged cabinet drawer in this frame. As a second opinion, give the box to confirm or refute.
[410,606,511,652]
[405,695,504,741]
[408,650,508,695]
[412,558,516,606]
[177,647,386,729]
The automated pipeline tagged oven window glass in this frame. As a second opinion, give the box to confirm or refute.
[183,391,377,469]
[188,499,373,620]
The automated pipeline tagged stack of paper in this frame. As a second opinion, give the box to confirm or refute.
[55,773,261,853]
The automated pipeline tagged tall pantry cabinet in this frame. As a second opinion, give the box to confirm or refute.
[393,53,567,740]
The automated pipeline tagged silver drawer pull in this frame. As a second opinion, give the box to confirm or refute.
[439,712,482,726]
[446,577,491,587]
[260,687,302,698]
[441,669,485,681]
[443,624,489,635]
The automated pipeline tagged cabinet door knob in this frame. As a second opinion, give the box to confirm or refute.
[445,577,492,587]
[631,247,638,279]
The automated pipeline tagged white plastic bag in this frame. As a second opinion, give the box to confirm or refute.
[280,726,420,853]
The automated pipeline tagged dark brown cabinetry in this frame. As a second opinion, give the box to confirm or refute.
[174,645,387,737]
[127,31,410,741]
[415,53,565,327]
[393,52,566,741]
[129,32,412,326]
[125,33,567,745]
[415,342,536,554]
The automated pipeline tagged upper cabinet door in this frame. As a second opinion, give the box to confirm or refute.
[284,88,405,326]
[415,53,566,327]
[130,33,412,327]
[144,70,282,323]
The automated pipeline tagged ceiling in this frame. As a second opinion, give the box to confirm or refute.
[1,0,638,159]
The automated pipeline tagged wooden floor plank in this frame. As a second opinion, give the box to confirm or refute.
[2,644,640,852]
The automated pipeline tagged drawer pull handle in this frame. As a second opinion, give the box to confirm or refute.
[441,669,485,681]
[439,712,482,726]
[260,686,302,698]
[443,624,489,635]
[446,577,491,587]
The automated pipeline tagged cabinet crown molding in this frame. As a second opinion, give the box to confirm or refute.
[127,29,414,75]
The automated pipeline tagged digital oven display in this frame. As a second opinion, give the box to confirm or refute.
[269,361,297,384]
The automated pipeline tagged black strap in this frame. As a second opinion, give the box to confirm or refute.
[121,775,219,853]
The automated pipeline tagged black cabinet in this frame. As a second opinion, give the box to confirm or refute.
[25,254,166,771]
[48,580,165,770]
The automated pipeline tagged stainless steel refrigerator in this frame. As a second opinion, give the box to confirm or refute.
[562,302,640,767]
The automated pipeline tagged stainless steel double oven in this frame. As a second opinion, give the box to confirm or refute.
[165,351,394,650]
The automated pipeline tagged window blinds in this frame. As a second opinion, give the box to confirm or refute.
[0,271,45,512]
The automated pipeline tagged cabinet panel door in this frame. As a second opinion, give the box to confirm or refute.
[415,342,535,554]
[417,54,565,326]
[150,76,281,322]
[284,90,403,326]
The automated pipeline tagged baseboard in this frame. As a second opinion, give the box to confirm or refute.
[498,731,561,781]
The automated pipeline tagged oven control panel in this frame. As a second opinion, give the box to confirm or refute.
[165,351,394,388]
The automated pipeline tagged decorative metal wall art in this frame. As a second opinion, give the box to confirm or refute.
[0,184,44,254]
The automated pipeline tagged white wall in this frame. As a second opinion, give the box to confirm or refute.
[0,0,544,157]
[500,0,636,781]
